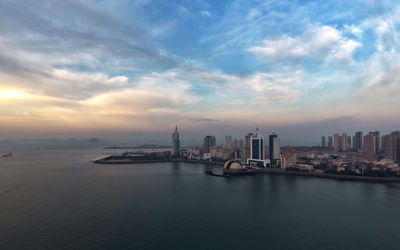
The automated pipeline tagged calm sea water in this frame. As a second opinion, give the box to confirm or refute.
[0,146,399,250]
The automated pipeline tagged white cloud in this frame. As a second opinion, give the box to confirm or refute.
[343,24,363,39]
[248,25,361,63]
[200,10,212,17]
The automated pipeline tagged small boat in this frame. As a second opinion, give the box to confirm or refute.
[3,152,12,157]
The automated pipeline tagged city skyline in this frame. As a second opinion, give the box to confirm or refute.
[1,0,400,142]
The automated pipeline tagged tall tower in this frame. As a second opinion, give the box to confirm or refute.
[247,126,269,167]
[334,133,340,152]
[321,136,326,147]
[371,131,380,154]
[355,131,363,150]
[251,126,264,160]
[223,135,232,150]
[364,133,375,161]
[341,133,348,152]
[172,125,180,158]
[328,136,333,148]
[202,135,216,153]
[269,132,280,166]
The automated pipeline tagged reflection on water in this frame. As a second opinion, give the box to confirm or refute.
[0,147,399,250]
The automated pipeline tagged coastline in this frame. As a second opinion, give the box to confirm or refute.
[94,157,400,183]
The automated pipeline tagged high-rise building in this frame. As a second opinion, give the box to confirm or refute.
[334,133,340,152]
[245,133,254,148]
[269,133,280,166]
[384,131,400,163]
[341,133,348,152]
[247,127,269,167]
[352,135,356,149]
[172,125,180,158]
[371,131,380,154]
[347,136,351,149]
[321,136,326,147]
[364,133,375,161]
[202,135,216,153]
[328,136,333,148]
[355,131,363,150]
[223,135,232,150]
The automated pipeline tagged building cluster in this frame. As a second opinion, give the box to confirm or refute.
[172,126,281,168]
[171,126,400,176]
[321,131,400,164]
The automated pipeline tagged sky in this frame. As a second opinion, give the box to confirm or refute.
[0,0,400,145]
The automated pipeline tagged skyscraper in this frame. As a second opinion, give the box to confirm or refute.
[247,127,269,167]
[269,133,280,166]
[202,135,216,153]
[321,136,326,147]
[223,135,232,150]
[334,133,340,152]
[384,131,400,163]
[355,131,363,150]
[364,133,375,161]
[341,133,348,152]
[245,133,254,148]
[172,125,180,157]
[328,136,333,148]
[347,136,351,149]
[371,131,380,154]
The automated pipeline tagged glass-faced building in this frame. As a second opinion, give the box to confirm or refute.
[247,126,270,168]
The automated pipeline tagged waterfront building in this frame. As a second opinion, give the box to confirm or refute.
[341,133,348,152]
[328,136,333,148]
[202,135,216,154]
[334,133,340,152]
[247,127,270,167]
[364,133,375,161]
[321,136,326,147]
[355,131,363,150]
[172,125,180,158]
[269,132,280,166]
[223,135,232,150]
[281,149,297,169]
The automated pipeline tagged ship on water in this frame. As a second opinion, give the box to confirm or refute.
[3,152,12,157]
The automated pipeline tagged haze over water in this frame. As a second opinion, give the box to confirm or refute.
[1,146,399,250]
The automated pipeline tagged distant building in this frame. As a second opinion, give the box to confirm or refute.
[347,136,351,149]
[281,149,297,169]
[269,132,280,166]
[355,131,363,150]
[341,133,348,152]
[245,133,253,148]
[371,131,380,154]
[223,135,232,150]
[364,133,375,161]
[383,131,400,163]
[202,135,216,154]
[334,133,340,152]
[328,136,333,148]
[172,125,180,157]
[352,135,356,149]
[321,136,326,147]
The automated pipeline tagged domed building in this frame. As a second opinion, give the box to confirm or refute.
[224,160,246,171]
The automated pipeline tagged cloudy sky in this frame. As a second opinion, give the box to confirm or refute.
[0,0,400,145]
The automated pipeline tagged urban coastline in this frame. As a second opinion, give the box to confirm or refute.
[94,126,400,183]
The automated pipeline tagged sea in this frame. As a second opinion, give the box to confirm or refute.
[0,143,399,250]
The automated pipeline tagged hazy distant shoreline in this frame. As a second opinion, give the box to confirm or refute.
[94,157,400,183]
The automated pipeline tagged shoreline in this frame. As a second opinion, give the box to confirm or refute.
[94,157,400,183]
